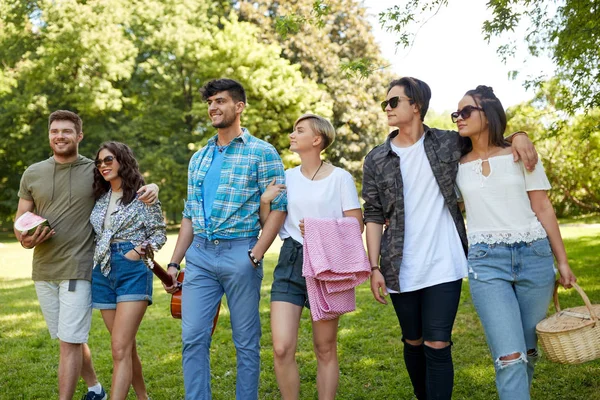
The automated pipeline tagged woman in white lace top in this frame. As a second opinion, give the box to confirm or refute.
[453,85,576,400]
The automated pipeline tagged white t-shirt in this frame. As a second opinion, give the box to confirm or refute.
[456,154,551,245]
[280,166,361,243]
[389,136,468,293]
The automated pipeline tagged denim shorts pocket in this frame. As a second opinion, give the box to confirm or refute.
[122,249,141,262]
[531,238,553,257]
[468,244,489,260]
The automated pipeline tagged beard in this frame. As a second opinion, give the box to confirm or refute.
[51,142,78,158]
[211,112,236,129]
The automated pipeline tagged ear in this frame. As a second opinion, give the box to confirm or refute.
[77,132,84,144]
[312,134,323,148]
[235,101,245,115]
[412,102,420,116]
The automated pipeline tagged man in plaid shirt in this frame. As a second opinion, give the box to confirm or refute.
[165,78,287,400]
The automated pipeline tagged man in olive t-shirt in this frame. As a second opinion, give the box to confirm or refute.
[15,110,158,400]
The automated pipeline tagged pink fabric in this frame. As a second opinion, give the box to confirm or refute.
[302,217,371,321]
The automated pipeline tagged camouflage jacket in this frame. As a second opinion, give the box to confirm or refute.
[362,125,469,292]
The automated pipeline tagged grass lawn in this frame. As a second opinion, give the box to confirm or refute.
[1,227,599,399]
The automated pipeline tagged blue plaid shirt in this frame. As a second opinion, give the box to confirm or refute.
[183,128,287,239]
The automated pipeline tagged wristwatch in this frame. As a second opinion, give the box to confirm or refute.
[371,265,381,271]
[167,262,181,271]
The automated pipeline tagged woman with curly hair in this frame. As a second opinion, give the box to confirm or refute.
[453,86,576,399]
[90,142,166,400]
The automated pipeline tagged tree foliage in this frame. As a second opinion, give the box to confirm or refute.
[507,80,600,216]
[0,0,331,223]
[229,0,395,175]
[379,0,600,114]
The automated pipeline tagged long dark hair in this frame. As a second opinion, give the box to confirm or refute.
[93,141,145,205]
[464,85,509,148]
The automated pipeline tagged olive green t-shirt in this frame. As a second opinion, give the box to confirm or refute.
[18,155,95,281]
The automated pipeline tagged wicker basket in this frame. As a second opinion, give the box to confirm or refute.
[536,282,600,364]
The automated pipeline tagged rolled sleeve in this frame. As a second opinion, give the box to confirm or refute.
[258,146,287,212]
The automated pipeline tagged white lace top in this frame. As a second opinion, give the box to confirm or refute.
[456,154,551,245]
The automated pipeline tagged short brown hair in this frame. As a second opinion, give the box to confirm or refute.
[48,110,83,133]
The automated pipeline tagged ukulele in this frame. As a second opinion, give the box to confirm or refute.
[141,244,220,334]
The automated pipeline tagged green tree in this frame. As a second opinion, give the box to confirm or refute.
[0,0,331,223]
[507,80,600,216]
[228,0,395,176]
[0,0,137,223]
[379,0,600,114]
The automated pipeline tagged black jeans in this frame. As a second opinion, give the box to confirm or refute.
[390,279,462,400]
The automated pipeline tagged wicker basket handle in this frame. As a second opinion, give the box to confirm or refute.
[553,281,598,321]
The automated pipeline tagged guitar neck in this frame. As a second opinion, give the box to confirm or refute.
[146,259,173,286]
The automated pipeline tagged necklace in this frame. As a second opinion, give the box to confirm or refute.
[304,160,324,181]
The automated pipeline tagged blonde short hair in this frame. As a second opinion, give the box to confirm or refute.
[294,114,335,150]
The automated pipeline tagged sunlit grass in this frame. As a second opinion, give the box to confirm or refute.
[1,229,599,399]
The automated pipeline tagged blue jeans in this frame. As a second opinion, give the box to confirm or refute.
[181,236,263,400]
[468,238,555,400]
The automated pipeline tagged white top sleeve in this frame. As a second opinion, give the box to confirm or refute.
[524,159,552,191]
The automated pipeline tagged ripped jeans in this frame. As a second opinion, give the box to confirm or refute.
[467,238,555,400]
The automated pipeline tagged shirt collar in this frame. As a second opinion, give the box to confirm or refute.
[207,127,250,146]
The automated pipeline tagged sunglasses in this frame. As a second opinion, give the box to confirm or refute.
[95,155,115,168]
[381,96,412,112]
[451,105,484,123]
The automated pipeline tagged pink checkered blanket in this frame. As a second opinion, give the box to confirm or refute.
[302,217,371,321]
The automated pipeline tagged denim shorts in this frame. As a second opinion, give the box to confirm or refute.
[92,241,153,309]
[270,237,310,308]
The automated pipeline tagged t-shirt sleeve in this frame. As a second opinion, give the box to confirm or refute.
[524,159,552,191]
[18,169,33,200]
[340,170,361,212]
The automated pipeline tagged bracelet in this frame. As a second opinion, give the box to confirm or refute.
[248,250,260,267]
[167,262,181,271]
[371,265,380,271]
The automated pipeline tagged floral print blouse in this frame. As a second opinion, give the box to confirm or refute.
[90,189,167,276]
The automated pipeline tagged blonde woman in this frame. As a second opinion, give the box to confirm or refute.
[261,114,363,400]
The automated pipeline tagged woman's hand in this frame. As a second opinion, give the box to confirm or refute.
[124,246,143,261]
[261,178,285,204]
[299,219,305,237]
[557,262,577,289]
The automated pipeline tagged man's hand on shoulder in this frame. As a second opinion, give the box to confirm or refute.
[508,131,538,171]
[138,183,159,205]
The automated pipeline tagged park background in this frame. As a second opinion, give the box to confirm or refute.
[0,0,599,398]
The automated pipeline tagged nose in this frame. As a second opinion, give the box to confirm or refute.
[289,130,296,138]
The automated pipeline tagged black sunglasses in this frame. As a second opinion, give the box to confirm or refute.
[380,96,412,112]
[95,155,115,168]
[451,105,484,123]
